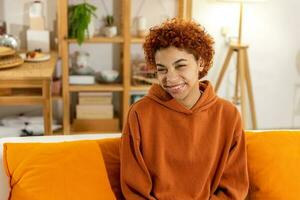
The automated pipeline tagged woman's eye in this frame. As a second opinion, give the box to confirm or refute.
[157,68,167,73]
[176,65,186,69]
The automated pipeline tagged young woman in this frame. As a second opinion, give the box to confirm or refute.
[120,18,249,200]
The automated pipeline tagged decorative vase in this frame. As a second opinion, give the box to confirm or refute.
[103,26,117,37]
[29,0,43,18]
[137,16,147,37]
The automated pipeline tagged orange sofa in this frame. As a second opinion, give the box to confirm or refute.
[1,130,300,200]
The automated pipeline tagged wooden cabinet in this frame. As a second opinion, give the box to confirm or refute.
[0,52,58,135]
[57,0,192,134]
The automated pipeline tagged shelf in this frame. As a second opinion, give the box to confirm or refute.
[68,36,124,43]
[70,129,121,134]
[131,37,145,43]
[52,95,62,100]
[70,118,121,134]
[0,88,62,101]
[68,36,146,44]
[0,96,63,105]
[130,85,151,92]
[53,128,63,135]
[0,96,44,105]
[69,83,124,92]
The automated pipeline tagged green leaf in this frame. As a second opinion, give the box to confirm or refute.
[68,3,97,45]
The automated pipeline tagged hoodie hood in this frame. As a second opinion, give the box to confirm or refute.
[146,80,218,115]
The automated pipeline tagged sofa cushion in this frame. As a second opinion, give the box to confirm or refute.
[245,130,300,200]
[96,138,123,199]
[0,133,121,200]
[3,140,116,200]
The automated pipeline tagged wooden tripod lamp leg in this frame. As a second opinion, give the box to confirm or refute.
[215,47,234,92]
[243,49,257,129]
[238,49,247,128]
[233,50,240,104]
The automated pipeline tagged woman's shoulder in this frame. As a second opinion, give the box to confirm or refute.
[214,97,243,137]
[214,96,241,118]
[128,96,156,113]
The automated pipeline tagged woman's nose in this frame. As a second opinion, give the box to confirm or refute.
[165,69,178,82]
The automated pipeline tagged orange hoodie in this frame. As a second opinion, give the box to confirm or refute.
[120,80,249,200]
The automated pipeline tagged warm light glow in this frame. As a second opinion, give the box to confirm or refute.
[218,0,265,2]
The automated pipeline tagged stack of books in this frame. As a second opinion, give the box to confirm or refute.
[76,92,113,119]
[74,92,119,132]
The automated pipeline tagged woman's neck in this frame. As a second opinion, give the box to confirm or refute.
[177,85,202,109]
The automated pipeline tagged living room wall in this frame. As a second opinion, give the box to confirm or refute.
[0,0,3,20]
[0,0,299,130]
[193,0,300,129]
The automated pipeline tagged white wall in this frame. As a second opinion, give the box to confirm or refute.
[193,0,300,129]
[2,0,56,49]
[1,0,300,129]
[0,0,4,20]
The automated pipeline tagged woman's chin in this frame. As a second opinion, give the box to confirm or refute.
[168,87,188,100]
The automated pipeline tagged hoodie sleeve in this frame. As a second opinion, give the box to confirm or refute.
[120,108,156,200]
[210,116,249,200]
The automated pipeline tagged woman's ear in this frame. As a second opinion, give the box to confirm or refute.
[197,58,204,72]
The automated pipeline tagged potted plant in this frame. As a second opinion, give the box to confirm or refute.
[103,15,117,37]
[68,2,97,45]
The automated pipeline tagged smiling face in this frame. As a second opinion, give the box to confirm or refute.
[155,46,204,108]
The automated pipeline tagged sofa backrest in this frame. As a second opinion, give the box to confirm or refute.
[96,138,123,199]
[1,130,300,200]
[245,130,300,199]
[96,130,300,199]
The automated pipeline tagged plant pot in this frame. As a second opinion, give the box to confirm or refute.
[85,17,95,38]
[103,26,117,37]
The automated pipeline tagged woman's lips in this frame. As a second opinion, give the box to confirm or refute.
[164,83,186,94]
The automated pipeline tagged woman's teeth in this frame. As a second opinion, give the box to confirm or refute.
[166,83,186,93]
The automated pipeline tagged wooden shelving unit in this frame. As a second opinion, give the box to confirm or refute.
[131,37,145,43]
[52,95,63,100]
[69,84,124,92]
[57,0,192,134]
[68,36,124,43]
[130,85,151,92]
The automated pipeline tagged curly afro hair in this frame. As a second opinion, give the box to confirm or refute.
[143,18,215,79]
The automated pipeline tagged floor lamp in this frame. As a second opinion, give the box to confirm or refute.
[215,0,264,129]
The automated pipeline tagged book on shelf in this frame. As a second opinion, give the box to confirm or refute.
[76,104,114,119]
[78,92,113,97]
[69,75,95,85]
[79,96,112,105]
[0,89,12,96]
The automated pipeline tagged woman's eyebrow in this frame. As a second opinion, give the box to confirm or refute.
[173,58,187,65]
[156,59,187,67]
[156,63,166,68]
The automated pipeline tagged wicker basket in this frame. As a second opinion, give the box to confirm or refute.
[0,54,24,70]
